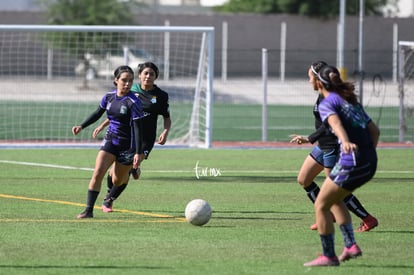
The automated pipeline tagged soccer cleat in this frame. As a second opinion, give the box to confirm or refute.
[356,215,378,232]
[304,255,340,267]
[338,244,362,261]
[77,210,93,219]
[131,167,141,180]
[102,199,113,213]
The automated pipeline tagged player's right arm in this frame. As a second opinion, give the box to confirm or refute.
[367,120,380,148]
[72,106,105,136]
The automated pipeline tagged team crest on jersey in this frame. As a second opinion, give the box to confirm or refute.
[151,96,157,103]
[120,105,127,114]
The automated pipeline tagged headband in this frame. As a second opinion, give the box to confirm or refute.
[317,72,330,85]
[311,65,318,75]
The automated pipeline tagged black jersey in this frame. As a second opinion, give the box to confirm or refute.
[310,94,338,150]
[130,83,170,147]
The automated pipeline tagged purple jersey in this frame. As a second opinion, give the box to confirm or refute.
[319,92,376,167]
[100,90,144,148]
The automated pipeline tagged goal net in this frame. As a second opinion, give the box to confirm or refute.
[398,41,414,142]
[0,25,214,148]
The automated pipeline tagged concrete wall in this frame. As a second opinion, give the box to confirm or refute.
[1,11,414,78]
[137,13,414,78]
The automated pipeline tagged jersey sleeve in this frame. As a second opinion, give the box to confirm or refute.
[159,90,170,118]
[308,123,328,144]
[99,93,109,109]
[318,93,340,123]
[131,97,144,120]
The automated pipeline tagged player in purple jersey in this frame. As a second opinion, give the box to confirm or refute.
[93,62,171,212]
[290,61,378,232]
[72,65,145,219]
[303,65,380,267]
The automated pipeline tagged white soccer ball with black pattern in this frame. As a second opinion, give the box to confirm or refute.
[185,199,212,226]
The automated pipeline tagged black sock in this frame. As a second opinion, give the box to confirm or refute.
[344,195,369,219]
[106,174,113,194]
[85,190,99,213]
[106,183,128,201]
[304,182,320,203]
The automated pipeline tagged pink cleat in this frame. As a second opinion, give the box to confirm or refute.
[304,255,339,267]
[356,215,378,232]
[101,200,113,213]
[338,244,362,262]
[77,210,93,219]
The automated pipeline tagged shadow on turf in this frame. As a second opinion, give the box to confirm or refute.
[366,229,414,234]
[132,209,308,223]
[352,263,414,269]
[0,265,167,271]
[210,210,306,221]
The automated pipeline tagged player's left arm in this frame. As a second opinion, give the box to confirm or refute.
[92,119,109,139]
[158,116,171,145]
[157,92,171,145]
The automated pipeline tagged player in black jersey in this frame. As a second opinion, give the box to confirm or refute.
[72,65,145,219]
[93,62,171,212]
[290,61,378,233]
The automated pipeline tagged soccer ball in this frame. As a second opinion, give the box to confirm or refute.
[185,199,212,226]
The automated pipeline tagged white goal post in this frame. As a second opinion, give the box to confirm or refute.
[398,41,414,142]
[0,24,214,148]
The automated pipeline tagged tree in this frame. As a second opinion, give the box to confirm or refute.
[39,0,135,88]
[213,0,397,18]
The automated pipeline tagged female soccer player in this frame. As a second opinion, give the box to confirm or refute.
[93,62,171,212]
[72,65,145,219]
[290,61,378,232]
[303,65,380,267]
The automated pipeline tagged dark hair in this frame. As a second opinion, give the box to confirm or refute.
[310,61,327,75]
[113,65,134,86]
[317,65,358,104]
[137,62,159,79]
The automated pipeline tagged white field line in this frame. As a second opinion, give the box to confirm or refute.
[0,159,413,174]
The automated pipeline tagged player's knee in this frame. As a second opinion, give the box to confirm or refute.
[297,175,310,187]
[111,175,123,186]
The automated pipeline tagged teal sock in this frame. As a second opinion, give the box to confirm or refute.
[320,234,336,258]
[339,223,356,248]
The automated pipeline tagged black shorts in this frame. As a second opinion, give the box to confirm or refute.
[329,161,377,191]
[100,139,135,166]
